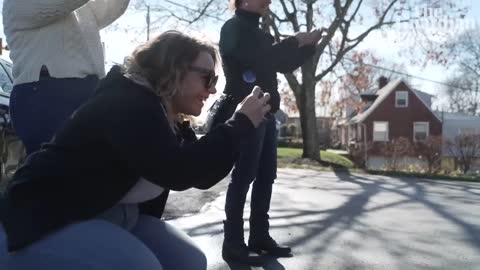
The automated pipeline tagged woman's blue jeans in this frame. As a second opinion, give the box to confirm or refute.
[224,114,277,242]
[0,204,207,269]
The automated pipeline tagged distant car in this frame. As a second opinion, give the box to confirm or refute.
[0,56,13,132]
[0,56,23,185]
[0,57,13,108]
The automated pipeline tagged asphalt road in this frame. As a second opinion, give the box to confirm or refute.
[163,178,229,220]
[169,168,480,270]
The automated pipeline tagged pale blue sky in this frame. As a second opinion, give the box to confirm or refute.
[0,0,479,118]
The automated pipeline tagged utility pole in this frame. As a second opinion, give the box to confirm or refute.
[146,5,151,41]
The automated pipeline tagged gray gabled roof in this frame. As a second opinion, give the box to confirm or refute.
[436,112,480,121]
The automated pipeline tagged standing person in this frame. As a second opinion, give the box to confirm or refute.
[2,0,131,155]
[0,31,271,270]
[215,0,324,263]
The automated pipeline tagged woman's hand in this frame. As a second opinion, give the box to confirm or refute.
[237,86,271,128]
[294,32,311,47]
[295,28,327,47]
[309,28,326,45]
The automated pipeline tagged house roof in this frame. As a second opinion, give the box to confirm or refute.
[413,89,434,107]
[348,79,402,124]
[436,112,480,121]
[413,88,434,97]
[347,79,442,124]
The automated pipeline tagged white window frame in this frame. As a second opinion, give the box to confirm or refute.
[413,122,429,141]
[373,121,389,142]
[395,91,409,108]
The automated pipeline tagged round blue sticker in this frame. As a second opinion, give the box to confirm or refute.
[242,71,256,83]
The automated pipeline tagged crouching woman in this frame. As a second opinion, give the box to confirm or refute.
[0,30,271,270]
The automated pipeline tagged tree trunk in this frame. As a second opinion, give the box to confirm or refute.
[296,83,320,161]
[292,55,320,161]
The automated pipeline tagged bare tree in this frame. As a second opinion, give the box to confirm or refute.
[129,0,467,161]
[399,0,471,66]
[399,1,477,115]
[125,0,405,160]
[105,0,229,44]
[443,74,480,116]
[260,0,467,160]
[441,29,480,116]
[260,0,403,161]
[132,0,229,31]
[330,49,405,118]
[414,136,443,173]
[445,133,480,174]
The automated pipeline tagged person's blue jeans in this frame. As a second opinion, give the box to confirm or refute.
[0,223,6,268]
[0,204,207,270]
[9,75,98,155]
[224,114,277,242]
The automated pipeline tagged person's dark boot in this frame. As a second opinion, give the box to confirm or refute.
[222,239,250,262]
[248,235,292,257]
[222,220,248,262]
[222,220,263,265]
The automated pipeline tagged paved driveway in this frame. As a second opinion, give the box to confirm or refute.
[170,168,480,270]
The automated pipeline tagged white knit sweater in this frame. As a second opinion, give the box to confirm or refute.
[2,0,130,85]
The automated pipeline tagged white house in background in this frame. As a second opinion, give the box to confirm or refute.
[438,112,480,140]
[436,112,480,172]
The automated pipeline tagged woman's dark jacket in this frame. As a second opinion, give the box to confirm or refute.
[220,9,316,113]
[2,66,254,252]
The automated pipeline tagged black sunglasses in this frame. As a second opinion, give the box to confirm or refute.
[189,66,218,88]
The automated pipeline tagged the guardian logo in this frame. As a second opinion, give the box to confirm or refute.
[394,4,476,32]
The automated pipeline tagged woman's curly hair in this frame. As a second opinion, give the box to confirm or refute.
[123,30,217,98]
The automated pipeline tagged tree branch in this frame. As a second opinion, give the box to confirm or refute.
[278,0,299,31]
[315,0,399,81]
[159,0,224,23]
[346,0,397,43]
[270,11,290,23]
[346,0,363,24]
[284,73,301,96]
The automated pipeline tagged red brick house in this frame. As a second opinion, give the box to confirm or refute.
[343,78,443,169]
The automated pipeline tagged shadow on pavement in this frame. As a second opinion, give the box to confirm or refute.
[175,168,480,269]
[331,169,480,252]
[224,255,285,270]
